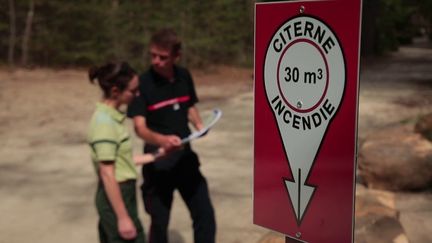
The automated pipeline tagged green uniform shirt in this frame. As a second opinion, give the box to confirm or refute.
[88,103,138,182]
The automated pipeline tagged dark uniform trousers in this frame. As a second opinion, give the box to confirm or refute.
[141,150,216,243]
[96,180,146,243]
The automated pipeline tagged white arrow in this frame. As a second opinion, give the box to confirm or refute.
[275,109,326,223]
[284,169,315,224]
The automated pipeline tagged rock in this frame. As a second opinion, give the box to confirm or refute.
[257,232,285,243]
[396,192,432,243]
[358,125,432,191]
[257,232,304,243]
[415,113,432,142]
[355,185,398,218]
[355,185,409,243]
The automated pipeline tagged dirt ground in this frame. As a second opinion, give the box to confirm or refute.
[0,38,432,243]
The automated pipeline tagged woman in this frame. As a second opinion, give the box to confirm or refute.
[87,62,161,243]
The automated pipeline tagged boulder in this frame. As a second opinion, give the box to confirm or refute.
[415,113,432,142]
[257,232,303,243]
[358,125,432,191]
[257,232,284,243]
[355,185,408,243]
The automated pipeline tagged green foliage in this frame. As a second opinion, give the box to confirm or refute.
[374,0,417,54]
[1,0,430,66]
[0,0,254,68]
[31,1,111,66]
[415,0,432,40]
[0,3,9,58]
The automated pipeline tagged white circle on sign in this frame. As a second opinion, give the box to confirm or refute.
[264,15,345,119]
[277,39,329,113]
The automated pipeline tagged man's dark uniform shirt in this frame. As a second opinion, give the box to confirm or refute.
[127,65,198,169]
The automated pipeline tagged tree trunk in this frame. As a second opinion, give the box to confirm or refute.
[8,0,17,68]
[21,0,35,67]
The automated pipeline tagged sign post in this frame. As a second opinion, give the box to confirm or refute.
[254,1,362,242]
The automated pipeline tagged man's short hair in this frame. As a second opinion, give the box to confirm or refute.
[150,28,182,56]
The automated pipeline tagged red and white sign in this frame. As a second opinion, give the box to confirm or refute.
[254,1,362,242]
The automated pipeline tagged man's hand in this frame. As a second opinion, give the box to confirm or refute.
[118,216,137,240]
[159,135,182,151]
[188,106,204,131]
[133,116,183,150]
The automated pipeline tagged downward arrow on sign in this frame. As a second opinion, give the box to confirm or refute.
[284,168,316,224]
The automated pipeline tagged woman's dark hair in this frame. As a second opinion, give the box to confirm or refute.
[88,62,136,98]
[150,28,182,56]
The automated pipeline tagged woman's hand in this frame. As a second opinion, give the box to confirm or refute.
[118,216,137,240]
[133,147,168,165]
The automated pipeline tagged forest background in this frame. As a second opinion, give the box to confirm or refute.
[1,0,432,70]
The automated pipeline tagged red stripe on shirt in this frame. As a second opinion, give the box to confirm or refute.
[147,96,190,111]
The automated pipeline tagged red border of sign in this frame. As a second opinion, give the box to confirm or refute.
[253,1,362,242]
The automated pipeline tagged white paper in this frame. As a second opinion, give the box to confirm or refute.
[181,109,222,144]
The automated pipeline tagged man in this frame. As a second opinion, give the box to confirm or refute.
[127,28,216,243]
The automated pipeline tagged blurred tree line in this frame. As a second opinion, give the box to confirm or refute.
[362,0,432,55]
[1,0,254,69]
[1,0,431,69]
